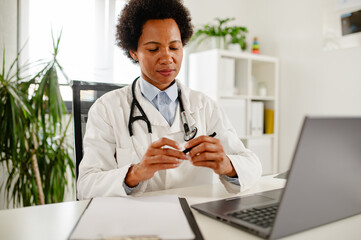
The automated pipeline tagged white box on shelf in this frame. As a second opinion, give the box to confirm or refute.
[219,98,246,137]
[219,57,235,96]
[251,101,264,136]
[247,138,273,175]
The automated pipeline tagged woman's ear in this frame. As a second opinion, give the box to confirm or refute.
[129,50,138,62]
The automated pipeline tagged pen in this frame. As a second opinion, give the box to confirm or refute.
[183,132,217,153]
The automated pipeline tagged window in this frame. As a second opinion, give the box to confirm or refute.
[20,0,139,90]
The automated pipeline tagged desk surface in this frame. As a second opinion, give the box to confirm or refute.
[1,175,360,240]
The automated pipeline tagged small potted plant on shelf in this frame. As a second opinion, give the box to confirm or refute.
[228,26,248,51]
[192,17,232,49]
[192,17,248,51]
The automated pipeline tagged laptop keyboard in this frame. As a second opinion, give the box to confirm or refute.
[228,204,278,228]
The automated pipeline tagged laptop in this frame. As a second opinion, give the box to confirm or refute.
[192,116,361,239]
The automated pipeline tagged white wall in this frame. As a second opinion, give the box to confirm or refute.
[185,0,361,172]
[184,0,247,26]
[247,0,361,171]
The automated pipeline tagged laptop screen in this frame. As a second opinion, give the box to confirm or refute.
[270,117,361,239]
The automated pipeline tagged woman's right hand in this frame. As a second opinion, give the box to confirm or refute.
[125,137,189,187]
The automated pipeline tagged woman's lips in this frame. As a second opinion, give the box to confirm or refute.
[157,69,175,76]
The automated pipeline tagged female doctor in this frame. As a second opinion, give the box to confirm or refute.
[77,0,262,200]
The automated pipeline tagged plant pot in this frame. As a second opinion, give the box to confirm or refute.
[212,37,225,49]
[227,43,242,52]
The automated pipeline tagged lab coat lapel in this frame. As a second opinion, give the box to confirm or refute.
[177,82,197,128]
[168,104,183,134]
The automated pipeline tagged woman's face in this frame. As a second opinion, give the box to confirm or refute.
[130,18,183,90]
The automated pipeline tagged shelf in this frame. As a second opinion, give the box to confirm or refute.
[220,95,275,101]
[220,95,248,99]
[240,134,275,140]
[250,96,275,101]
[215,49,278,63]
[188,49,279,174]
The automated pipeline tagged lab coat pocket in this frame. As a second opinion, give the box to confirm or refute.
[116,148,137,168]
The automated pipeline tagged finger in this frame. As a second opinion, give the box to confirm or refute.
[188,142,220,157]
[190,152,222,163]
[184,135,218,150]
[150,148,189,160]
[147,155,184,165]
[150,162,182,171]
[151,137,181,150]
[191,160,219,171]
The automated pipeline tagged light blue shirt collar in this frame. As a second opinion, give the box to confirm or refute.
[139,77,178,103]
[138,77,178,126]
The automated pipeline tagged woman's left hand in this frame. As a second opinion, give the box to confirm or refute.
[184,135,237,177]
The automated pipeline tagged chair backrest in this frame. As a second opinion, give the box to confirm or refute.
[71,80,126,179]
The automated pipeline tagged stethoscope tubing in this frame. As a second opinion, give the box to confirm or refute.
[128,77,152,136]
[128,77,197,141]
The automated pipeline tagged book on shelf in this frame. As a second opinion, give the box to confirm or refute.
[251,101,264,136]
[264,109,274,134]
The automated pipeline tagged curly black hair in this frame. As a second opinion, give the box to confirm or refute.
[116,0,193,63]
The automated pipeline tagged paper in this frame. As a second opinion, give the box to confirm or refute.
[70,195,195,240]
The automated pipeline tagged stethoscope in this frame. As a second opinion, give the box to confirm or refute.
[128,77,198,141]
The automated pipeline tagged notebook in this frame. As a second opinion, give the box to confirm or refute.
[192,116,361,239]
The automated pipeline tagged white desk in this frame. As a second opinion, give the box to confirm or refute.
[1,175,360,240]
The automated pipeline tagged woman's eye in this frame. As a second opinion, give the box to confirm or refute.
[170,47,179,50]
[148,48,158,52]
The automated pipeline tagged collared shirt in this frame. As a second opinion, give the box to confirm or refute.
[139,77,179,126]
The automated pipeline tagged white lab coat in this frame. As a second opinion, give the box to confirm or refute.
[77,81,262,200]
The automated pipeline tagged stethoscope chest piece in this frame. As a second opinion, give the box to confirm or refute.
[184,126,198,141]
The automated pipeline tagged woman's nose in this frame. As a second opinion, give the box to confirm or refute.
[159,49,173,64]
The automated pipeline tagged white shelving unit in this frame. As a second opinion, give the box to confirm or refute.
[188,49,279,175]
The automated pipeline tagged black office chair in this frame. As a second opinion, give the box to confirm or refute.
[71,80,126,180]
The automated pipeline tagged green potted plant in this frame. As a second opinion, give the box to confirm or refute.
[192,17,248,50]
[0,33,74,207]
[228,26,248,51]
[192,17,234,49]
